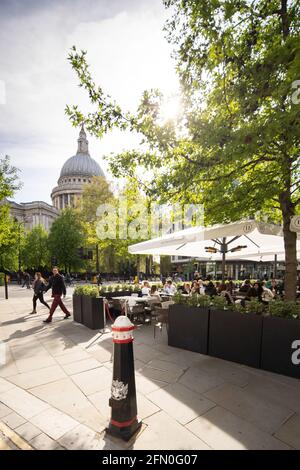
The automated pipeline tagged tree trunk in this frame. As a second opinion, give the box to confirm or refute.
[280,191,297,300]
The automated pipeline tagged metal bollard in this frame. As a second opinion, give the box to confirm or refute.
[106,315,141,441]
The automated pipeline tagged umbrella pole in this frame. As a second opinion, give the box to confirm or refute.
[274,254,277,279]
[221,237,226,282]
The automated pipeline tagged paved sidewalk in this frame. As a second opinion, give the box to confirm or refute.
[1,285,300,450]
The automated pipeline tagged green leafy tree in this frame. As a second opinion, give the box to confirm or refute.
[21,225,49,270]
[66,0,300,299]
[48,208,86,272]
[0,156,22,270]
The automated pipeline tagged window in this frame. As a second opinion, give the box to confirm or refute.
[83,179,86,182]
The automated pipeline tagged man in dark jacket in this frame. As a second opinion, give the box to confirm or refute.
[43,267,70,323]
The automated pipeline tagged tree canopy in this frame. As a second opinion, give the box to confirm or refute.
[66,0,300,298]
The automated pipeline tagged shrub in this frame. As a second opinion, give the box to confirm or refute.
[114,284,121,292]
[74,285,84,295]
[78,285,99,297]
[107,285,113,292]
[173,292,188,305]
[187,294,211,308]
[0,273,4,286]
[133,284,140,292]
[268,300,300,319]
[211,295,227,310]
[128,285,133,292]
[245,298,265,315]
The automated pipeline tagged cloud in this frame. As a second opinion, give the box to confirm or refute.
[0,0,178,204]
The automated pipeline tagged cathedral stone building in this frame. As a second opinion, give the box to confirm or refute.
[51,125,104,210]
[9,125,105,230]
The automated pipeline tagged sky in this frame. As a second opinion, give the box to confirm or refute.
[0,0,179,204]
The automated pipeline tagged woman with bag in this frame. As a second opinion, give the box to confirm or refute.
[31,272,50,314]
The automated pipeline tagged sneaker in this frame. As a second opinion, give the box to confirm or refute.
[63,313,71,319]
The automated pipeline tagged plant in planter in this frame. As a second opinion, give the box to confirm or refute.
[169,293,210,354]
[209,294,263,368]
[173,292,188,305]
[114,284,121,292]
[245,298,265,315]
[211,295,227,310]
[128,285,133,293]
[73,285,85,323]
[261,300,300,378]
[107,285,113,293]
[81,284,105,330]
[133,284,140,293]
[188,294,211,308]
[99,285,107,295]
[268,300,300,319]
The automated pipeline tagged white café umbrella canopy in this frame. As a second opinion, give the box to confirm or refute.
[128,220,300,276]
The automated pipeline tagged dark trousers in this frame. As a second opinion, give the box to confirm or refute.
[33,293,50,310]
[49,295,70,317]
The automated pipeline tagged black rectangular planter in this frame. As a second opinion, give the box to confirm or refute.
[208,309,263,368]
[72,294,83,323]
[168,304,209,354]
[82,296,105,330]
[261,316,300,379]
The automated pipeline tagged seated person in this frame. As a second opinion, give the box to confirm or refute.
[239,279,251,294]
[150,285,161,300]
[246,282,263,301]
[141,281,150,296]
[198,280,206,295]
[261,281,274,303]
[181,282,191,295]
[191,281,200,294]
[163,280,177,295]
[205,281,217,297]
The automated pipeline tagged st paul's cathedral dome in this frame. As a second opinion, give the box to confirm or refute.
[51,125,105,210]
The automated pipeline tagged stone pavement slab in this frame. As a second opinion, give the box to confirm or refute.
[148,382,215,425]
[274,414,300,450]
[0,387,50,420]
[203,382,294,434]
[30,408,79,440]
[186,406,291,450]
[133,410,210,450]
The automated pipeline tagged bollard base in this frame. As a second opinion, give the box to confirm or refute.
[105,418,142,442]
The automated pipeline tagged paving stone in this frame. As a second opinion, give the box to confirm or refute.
[30,407,78,440]
[58,424,105,450]
[204,383,294,434]
[274,414,300,450]
[134,410,210,450]
[54,349,91,365]
[148,383,215,425]
[2,412,26,429]
[15,422,41,441]
[71,367,112,396]
[30,432,58,450]
[186,406,291,450]
[62,358,101,375]
[29,378,107,431]
[0,387,49,419]
[0,402,12,418]
[179,367,224,394]
[135,375,169,396]
[8,365,66,389]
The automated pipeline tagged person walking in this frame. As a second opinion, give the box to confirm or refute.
[22,271,31,289]
[43,267,70,323]
[31,272,50,314]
